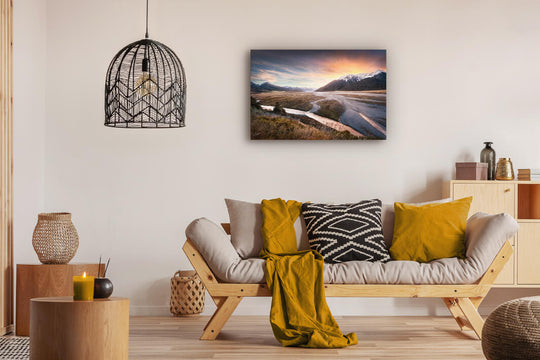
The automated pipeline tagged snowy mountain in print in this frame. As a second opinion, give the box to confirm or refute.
[316,70,386,91]
[250,82,310,93]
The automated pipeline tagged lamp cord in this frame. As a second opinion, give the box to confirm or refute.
[145,0,149,38]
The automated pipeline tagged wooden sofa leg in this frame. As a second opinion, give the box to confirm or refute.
[443,298,472,331]
[201,296,243,340]
[469,296,485,309]
[211,296,225,308]
[456,297,484,339]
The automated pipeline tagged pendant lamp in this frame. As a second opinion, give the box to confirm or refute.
[104,0,186,128]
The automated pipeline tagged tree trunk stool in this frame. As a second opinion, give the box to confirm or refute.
[30,297,129,360]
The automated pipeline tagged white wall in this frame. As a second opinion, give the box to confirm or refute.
[14,0,540,316]
[13,0,47,272]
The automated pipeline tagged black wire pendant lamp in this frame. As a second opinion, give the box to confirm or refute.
[104,0,186,128]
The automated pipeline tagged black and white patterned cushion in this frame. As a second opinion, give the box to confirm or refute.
[301,199,391,263]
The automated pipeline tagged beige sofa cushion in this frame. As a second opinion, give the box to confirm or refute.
[225,198,308,258]
[185,212,518,284]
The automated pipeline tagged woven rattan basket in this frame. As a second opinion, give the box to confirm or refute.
[32,212,79,264]
[170,270,205,316]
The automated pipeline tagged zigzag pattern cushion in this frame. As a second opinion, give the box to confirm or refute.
[301,200,391,263]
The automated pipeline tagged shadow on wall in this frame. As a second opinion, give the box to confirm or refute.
[479,288,540,315]
[404,172,446,203]
[392,298,444,316]
[132,277,171,315]
[387,289,540,317]
[245,51,251,140]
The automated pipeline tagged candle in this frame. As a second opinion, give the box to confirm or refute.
[73,272,95,301]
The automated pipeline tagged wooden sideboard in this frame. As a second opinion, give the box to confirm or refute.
[445,180,540,288]
[16,263,103,336]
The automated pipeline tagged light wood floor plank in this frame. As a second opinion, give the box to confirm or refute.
[129,316,484,359]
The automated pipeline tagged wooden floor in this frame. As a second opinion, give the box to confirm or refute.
[129,316,485,359]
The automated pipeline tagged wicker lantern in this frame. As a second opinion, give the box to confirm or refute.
[170,271,205,316]
[32,212,79,264]
[104,0,186,128]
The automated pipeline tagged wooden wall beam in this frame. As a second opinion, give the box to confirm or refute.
[0,0,14,335]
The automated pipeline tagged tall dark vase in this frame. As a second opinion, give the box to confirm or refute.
[481,142,496,180]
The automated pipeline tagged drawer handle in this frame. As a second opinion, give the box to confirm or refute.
[504,188,511,193]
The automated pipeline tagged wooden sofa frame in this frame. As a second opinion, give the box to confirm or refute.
[183,223,513,341]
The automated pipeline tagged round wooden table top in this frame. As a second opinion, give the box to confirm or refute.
[31,296,128,303]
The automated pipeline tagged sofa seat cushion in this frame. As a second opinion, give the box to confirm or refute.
[226,256,477,284]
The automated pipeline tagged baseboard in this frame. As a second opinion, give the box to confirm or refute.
[128,301,263,317]
[1,324,14,335]
[130,305,171,317]
[130,305,225,317]
[129,299,502,317]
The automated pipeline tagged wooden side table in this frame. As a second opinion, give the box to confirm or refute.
[16,263,103,336]
[30,297,129,360]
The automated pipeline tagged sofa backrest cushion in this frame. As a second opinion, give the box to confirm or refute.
[225,198,308,259]
[381,204,394,248]
[226,198,452,259]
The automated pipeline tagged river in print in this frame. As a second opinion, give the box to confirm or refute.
[250,50,386,140]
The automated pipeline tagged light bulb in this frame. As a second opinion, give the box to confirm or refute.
[136,72,157,96]
[136,57,157,96]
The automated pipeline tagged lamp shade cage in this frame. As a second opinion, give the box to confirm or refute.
[104,38,186,128]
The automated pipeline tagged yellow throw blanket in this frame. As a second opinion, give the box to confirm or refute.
[259,198,358,348]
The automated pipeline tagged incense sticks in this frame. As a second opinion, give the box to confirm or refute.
[97,256,110,278]
[104,258,111,278]
[98,255,102,277]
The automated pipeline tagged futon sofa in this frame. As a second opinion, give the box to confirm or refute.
[183,204,518,340]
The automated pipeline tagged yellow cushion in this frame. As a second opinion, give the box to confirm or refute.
[389,197,472,263]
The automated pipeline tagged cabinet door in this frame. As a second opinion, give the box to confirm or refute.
[494,247,515,285]
[453,182,516,245]
[453,183,516,218]
[517,222,540,285]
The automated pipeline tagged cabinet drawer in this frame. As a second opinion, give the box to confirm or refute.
[494,246,515,285]
[453,183,515,218]
[517,222,540,285]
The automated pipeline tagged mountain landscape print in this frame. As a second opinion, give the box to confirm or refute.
[250,50,387,140]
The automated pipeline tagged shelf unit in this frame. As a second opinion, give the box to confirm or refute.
[446,180,540,288]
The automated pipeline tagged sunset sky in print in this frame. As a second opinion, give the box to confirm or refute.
[250,50,386,89]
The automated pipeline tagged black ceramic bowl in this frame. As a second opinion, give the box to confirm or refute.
[94,277,114,299]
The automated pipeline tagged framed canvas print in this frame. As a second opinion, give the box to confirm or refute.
[250,50,386,140]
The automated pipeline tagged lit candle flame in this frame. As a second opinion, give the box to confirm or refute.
[83,272,87,278]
